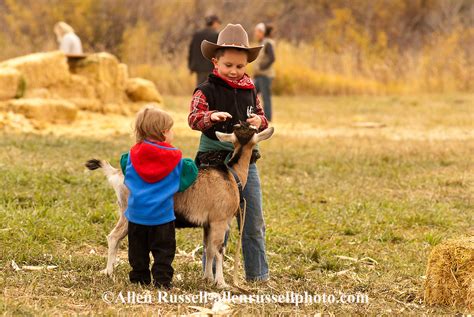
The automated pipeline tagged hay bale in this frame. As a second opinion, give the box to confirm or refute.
[72,52,119,83]
[70,98,102,112]
[0,51,70,89]
[102,103,123,115]
[0,111,36,132]
[23,88,52,99]
[424,236,474,309]
[0,68,21,100]
[118,63,129,89]
[47,74,97,99]
[71,52,127,104]
[7,98,78,124]
[23,75,101,113]
[125,78,163,103]
[0,101,7,112]
[127,101,161,113]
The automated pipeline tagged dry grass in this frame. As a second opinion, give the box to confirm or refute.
[0,94,473,315]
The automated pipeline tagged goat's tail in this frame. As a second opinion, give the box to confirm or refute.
[85,159,122,185]
[85,159,129,211]
[85,159,102,171]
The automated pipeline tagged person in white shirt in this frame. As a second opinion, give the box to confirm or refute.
[54,22,83,55]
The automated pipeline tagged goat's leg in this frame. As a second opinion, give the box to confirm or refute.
[209,221,229,288]
[101,214,128,276]
[203,226,215,283]
[214,247,227,288]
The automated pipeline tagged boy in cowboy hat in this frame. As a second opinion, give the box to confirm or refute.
[188,24,269,282]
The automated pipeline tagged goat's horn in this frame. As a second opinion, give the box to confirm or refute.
[255,127,275,142]
[216,131,237,143]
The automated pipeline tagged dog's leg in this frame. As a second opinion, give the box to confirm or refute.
[101,214,128,275]
[210,221,229,288]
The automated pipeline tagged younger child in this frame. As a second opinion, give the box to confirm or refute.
[121,106,197,288]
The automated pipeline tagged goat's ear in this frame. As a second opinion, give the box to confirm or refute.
[215,132,237,143]
[255,127,274,142]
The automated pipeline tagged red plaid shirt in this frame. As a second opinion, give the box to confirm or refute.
[188,90,269,132]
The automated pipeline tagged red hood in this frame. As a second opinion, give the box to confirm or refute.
[130,141,182,183]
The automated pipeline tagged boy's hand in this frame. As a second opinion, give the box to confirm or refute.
[211,112,232,122]
[247,114,262,128]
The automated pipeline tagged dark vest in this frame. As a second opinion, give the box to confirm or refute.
[195,73,257,140]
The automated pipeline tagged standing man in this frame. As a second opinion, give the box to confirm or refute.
[188,15,221,86]
[253,23,276,121]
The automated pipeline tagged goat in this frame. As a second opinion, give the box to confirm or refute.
[86,123,274,288]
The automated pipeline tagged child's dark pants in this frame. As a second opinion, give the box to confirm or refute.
[128,220,176,288]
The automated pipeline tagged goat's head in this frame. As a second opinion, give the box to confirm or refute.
[215,121,274,146]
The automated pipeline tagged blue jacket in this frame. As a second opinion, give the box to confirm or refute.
[124,140,184,226]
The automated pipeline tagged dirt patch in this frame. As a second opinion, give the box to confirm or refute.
[2,109,472,141]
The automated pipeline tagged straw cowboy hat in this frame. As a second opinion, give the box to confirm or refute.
[201,24,263,62]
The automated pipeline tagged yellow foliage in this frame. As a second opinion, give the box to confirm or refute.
[415,27,473,93]
[269,30,471,95]
[0,1,471,96]
[129,63,195,96]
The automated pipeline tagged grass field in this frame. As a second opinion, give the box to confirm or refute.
[1,94,473,315]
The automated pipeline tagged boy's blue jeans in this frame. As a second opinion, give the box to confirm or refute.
[202,163,269,281]
[254,76,273,121]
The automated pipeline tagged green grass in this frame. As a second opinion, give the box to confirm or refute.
[0,94,473,315]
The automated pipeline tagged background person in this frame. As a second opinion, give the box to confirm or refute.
[253,23,275,121]
[53,21,83,55]
[188,15,221,86]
